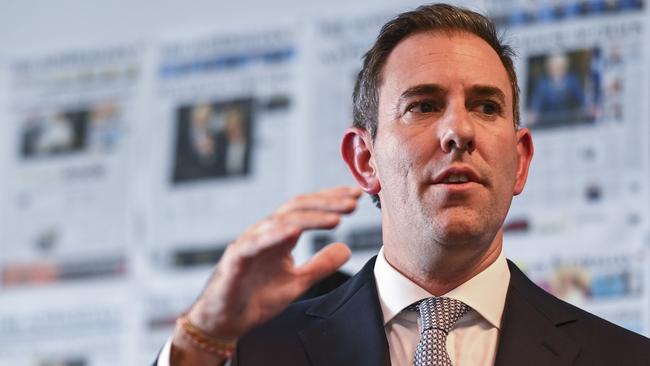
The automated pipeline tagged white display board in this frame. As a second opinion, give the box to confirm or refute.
[146,24,301,272]
[0,1,647,364]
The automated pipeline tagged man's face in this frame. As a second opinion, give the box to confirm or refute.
[371,31,532,250]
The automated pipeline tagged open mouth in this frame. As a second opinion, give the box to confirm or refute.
[433,166,482,186]
[443,173,470,184]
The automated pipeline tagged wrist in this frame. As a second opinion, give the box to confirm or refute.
[186,298,243,340]
[174,312,238,360]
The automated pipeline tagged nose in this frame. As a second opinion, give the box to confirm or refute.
[438,103,475,154]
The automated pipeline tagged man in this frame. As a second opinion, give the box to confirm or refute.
[173,103,227,182]
[527,53,589,127]
[159,4,650,365]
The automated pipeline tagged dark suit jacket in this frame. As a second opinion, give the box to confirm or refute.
[234,257,650,365]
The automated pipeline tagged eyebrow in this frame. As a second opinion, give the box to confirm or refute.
[397,83,506,104]
[398,84,446,102]
[467,85,506,104]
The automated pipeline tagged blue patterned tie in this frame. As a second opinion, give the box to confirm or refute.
[408,297,469,366]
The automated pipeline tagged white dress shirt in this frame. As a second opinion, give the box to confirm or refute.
[374,246,510,366]
[158,248,510,366]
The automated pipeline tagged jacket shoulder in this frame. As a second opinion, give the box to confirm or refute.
[557,296,650,362]
[235,257,378,365]
[506,260,650,364]
[235,298,321,365]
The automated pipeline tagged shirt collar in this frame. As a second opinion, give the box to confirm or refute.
[373,246,510,329]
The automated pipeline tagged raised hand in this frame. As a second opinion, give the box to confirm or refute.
[171,186,363,365]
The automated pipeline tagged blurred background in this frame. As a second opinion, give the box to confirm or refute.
[0,0,648,365]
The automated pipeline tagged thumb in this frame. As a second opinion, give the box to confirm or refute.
[296,242,351,288]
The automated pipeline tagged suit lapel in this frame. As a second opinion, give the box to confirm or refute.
[298,257,391,366]
[495,261,581,366]
[296,257,584,366]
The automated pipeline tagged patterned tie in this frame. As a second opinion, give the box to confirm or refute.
[408,297,469,366]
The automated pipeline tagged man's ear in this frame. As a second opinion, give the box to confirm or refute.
[513,127,534,196]
[341,127,381,195]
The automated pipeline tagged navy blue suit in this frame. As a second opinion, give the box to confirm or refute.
[233,257,650,365]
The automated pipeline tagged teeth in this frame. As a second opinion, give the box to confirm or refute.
[444,174,469,183]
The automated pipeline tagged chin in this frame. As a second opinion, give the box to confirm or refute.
[436,228,485,248]
[428,211,492,247]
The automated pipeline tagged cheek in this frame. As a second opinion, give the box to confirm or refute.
[381,126,424,158]
[397,128,436,163]
[375,131,428,183]
[484,127,518,161]
[492,147,520,189]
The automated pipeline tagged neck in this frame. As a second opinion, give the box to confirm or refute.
[383,231,503,296]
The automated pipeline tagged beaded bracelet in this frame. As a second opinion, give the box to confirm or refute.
[177,313,237,359]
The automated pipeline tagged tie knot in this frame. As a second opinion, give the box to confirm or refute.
[409,297,469,334]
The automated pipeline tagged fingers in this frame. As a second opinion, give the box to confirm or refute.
[273,210,342,230]
[234,186,363,258]
[235,213,339,259]
[234,221,301,258]
[296,242,351,287]
[271,186,363,235]
[277,186,363,214]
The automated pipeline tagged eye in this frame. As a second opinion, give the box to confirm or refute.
[474,101,502,116]
[406,100,442,114]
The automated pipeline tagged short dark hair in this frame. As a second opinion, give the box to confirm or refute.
[352,3,519,208]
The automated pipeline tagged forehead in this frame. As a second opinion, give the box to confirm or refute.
[380,31,512,102]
